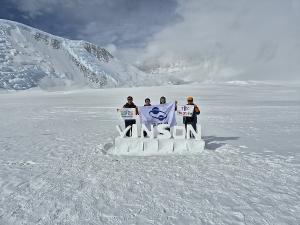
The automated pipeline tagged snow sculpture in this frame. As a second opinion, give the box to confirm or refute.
[112,124,205,156]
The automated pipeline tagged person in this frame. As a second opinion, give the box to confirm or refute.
[158,96,178,132]
[183,96,200,137]
[160,96,166,104]
[123,96,138,137]
[160,96,177,110]
[144,98,151,106]
[143,98,152,137]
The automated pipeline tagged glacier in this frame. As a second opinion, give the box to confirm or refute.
[0,82,299,225]
[0,19,177,90]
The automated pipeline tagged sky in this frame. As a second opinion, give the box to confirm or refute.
[1,0,300,81]
[0,0,180,49]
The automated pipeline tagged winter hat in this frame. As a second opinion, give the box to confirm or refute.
[187,96,193,101]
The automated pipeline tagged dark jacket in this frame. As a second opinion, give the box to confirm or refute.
[183,103,200,124]
[123,102,139,115]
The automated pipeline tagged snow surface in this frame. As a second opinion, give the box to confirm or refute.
[0,83,299,225]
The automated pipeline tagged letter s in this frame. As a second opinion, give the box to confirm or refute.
[157,124,171,139]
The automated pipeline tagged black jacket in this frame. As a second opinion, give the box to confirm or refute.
[183,103,200,124]
[123,102,138,115]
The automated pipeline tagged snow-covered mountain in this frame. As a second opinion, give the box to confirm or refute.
[135,55,241,83]
[0,19,177,90]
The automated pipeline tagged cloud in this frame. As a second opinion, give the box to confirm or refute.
[10,0,103,18]
[3,0,300,81]
[8,0,180,48]
[137,0,300,81]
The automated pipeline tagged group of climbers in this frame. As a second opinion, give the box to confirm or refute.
[121,96,200,137]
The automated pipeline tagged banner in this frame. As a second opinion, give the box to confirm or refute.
[139,102,176,128]
[120,108,136,120]
[177,105,194,117]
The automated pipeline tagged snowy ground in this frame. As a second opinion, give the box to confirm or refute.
[0,82,299,225]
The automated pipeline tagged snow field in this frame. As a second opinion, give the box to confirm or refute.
[0,83,299,224]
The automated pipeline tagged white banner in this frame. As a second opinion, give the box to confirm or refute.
[139,102,176,128]
[120,108,136,120]
[177,105,194,117]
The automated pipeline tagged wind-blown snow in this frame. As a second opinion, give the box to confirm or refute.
[0,82,299,224]
[0,19,176,90]
[132,0,300,83]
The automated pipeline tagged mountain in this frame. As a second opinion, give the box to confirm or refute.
[0,19,178,90]
[135,55,241,83]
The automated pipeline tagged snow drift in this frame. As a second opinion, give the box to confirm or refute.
[0,19,177,90]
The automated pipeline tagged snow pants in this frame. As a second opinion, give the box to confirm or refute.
[125,119,136,137]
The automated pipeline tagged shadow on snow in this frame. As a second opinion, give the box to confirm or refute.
[203,136,240,150]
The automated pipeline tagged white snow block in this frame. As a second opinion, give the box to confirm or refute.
[158,139,174,154]
[173,139,188,154]
[186,139,205,154]
[141,138,159,155]
[114,137,143,155]
[113,137,205,156]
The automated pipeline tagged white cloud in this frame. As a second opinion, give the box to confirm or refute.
[7,0,300,81]
[136,0,300,81]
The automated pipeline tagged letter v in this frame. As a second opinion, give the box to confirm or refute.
[116,125,131,138]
